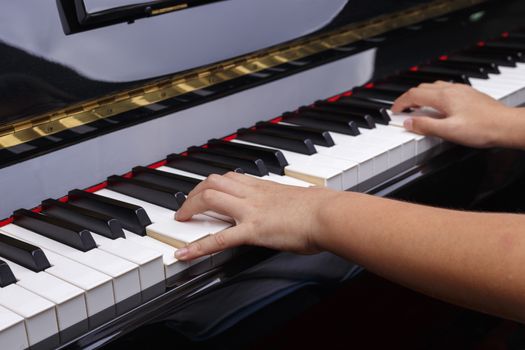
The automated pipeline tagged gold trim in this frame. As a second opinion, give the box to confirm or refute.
[0,0,486,149]
[151,3,188,15]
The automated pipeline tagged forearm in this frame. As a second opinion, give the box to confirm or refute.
[316,192,525,322]
[494,107,525,149]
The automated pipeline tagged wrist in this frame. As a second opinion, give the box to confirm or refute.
[493,107,525,149]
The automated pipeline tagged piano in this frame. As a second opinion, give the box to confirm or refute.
[1,0,525,348]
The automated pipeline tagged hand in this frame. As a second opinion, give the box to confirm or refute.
[174,172,337,261]
[391,81,517,148]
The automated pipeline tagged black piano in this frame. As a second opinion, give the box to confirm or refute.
[1,0,525,348]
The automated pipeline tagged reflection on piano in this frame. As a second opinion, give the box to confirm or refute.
[1,0,525,348]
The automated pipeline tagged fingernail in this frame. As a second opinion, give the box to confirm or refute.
[175,247,189,259]
[403,118,413,131]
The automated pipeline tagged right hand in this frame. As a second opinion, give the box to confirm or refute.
[391,81,517,148]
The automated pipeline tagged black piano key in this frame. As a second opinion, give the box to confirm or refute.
[448,53,516,67]
[297,106,376,129]
[280,114,359,136]
[132,167,200,194]
[255,122,335,147]
[13,209,97,252]
[41,199,125,240]
[166,154,244,176]
[398,70,471,84]
[314,99,391,125]
[433,59,500,74]
[236,128,317,155]
[207,139,288,175]
[351,86,404,102]
[486,40,525,50]
[470,46,525,62]
[107,175,186,211]
[418,65,488,79]
[68,190,152,236]
[0,260,16,287]
[0,234,51,272]
[187,146,269,177]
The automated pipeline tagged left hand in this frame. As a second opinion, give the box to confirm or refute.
[174,172,337,261]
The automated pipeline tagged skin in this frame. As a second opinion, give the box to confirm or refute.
[174,82,525,323]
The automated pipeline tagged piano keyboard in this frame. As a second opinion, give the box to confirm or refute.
[1,31,525,349]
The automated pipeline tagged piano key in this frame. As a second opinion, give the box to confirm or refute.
[186,147,269,177]
[448,53,516,67]
[0,283,58,349]
[296,106,376,129]
[418,65,489,79]
[166,154,244,176]
[3,259,88,342]
[0,233,51,272]
[0,260,16,288]
[398,70,471,84]
[120,230,190,279]
[470,46,525,62]
[157,166,206,180]
[314,99,391,125]
[486,40,525,50]
[386,110,443,154]
[107,175,187,211]
[94,189,231,248]
[132,166,201,194]
[87,232,165,301]
[255,121,335,147]
[434,58,500,74]
[232,139,357,189]
[207,139,289,175]
[42,199,125,240]
[1,224,141,315]
[281,112,361,136]
[236,128,317,155]
[35,249,115,328]
[13,209,97,252]
[68,189,152,236]
[351,86,404,102]
[0,305,28,350]
[257,173,312,187]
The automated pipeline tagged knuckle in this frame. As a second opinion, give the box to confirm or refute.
[201,189,217,203]
[213,232,228,249]
[206,173,222,185]
[191,241,204,255]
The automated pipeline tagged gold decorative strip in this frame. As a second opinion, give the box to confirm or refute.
[0,0,486,149]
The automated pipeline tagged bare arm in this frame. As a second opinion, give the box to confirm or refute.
[173,83,525,323]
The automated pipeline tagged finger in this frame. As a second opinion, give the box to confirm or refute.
[175,225,249,261]
[186,173,247,201]
[391,87,447,114]
[176,189,244,221]
[417,81,452,89]
[403,116,448,137]
[223,171,260,185]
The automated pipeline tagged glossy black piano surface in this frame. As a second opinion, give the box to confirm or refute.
[1,0,525,349]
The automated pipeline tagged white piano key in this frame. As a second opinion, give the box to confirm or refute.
[0,224,141,309]
[232,139,355,189]
[36,249,115,326]
[258,174,312,187]
[0,305,28,350]
[90,233,165,295]
[122,230,191,278]
[146,215,231,248]
[157,166,206,180]
[4,259,87,340]
[0,284,58,348]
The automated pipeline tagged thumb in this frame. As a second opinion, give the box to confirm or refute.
[404,116,446,137]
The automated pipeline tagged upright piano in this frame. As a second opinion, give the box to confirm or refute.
[1,0,525,348]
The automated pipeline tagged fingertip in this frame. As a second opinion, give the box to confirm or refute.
[175,247,189,260]
[403,118,414,131]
